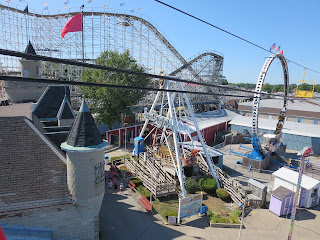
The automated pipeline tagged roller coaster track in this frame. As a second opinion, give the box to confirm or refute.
[0,4,225,84]
[170,51,223,77]
[251,53,289,159]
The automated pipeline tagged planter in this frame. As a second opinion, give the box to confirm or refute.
[210,222,243,229]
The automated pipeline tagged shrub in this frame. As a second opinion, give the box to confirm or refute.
[137,185,151,199]
[130,177,142,187]
[185,177,199,194]
[198,177,206,190]
[229,209,241,224]
[200,178,217,194]
[216,188,230,201]
[164,209,178,220]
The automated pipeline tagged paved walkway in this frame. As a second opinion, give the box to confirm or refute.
[99,145,320,240]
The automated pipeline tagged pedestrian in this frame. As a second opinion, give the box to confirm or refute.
[119,183,124,194]
[108,179,113,193]
[114,181,118,193]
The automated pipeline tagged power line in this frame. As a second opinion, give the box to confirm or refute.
[153,0,320,74]
[0,48,286,98]
[0,75,252,99]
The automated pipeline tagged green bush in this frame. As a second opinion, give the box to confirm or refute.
[216,188,230,201]
[137,185,151,199]
[185,177,199,194]
[130,177,142,187]
[199,178,217,194]
[164,209,178,220]
[198,178,206,190]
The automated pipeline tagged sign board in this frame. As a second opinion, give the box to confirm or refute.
[178,193,203,220]
[167,216,177,225]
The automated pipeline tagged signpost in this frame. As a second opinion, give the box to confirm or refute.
[178,193,203,223]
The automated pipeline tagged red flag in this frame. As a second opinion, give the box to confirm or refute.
[61,13,82,38]
[279,50,284,54]
[0,226,6,240]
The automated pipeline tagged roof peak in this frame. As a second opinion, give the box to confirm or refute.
[79,99,90,113]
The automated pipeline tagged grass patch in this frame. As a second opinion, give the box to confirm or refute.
[153,196,179,220]
[110,154,131,161]
[137,185,151,199]
[203,193,240,224]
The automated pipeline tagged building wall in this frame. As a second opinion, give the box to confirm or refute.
[0,204,98,240]
[269,195,282,216]
[230,124,320,154]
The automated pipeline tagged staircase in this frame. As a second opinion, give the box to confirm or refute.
[125,149,176,197]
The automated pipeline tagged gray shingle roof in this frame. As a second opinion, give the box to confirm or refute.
[57,96,76,120]
[0,117,71,213]
[271,186,294,200]
[66,100,102,147]
[32,85,71,120]
[25,41,36,55]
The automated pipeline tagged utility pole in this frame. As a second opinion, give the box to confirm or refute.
[288,147,313,240]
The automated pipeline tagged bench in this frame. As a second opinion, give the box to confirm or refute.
[128,180,136,191]
[138,195,152,212]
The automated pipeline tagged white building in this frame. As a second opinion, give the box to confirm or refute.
[272,167,320,208]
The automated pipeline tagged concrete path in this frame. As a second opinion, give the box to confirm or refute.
[99,144,320,240]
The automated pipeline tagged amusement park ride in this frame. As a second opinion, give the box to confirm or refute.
[136,74,220,197]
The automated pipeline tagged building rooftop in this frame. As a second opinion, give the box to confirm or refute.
[271,186,294,200]
[229,114,320,138]
[0,117,71,213]
[0,102,32,118]
[64,99,104,148]
[239,98,320,113]
[272,167,320,190]
[32,85,71,120]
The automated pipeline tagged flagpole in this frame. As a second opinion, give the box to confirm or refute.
[81,6,84,63]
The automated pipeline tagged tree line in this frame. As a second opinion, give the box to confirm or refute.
[228,82,319,93]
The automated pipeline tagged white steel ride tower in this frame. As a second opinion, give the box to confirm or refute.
[139,74,220,197]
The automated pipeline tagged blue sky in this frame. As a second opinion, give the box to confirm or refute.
[3,0,320,85]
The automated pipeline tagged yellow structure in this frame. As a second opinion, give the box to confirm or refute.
[295,68,315,98]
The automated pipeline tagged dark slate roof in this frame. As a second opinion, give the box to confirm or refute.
[0,117,71,213]
[57,96,76,120]
[25,41,36,55]
[271,186,294,200]
[32,85,71,120]
[66,100,102,147]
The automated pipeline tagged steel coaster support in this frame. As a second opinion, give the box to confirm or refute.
[166,80,187,197]
[178,81,220,188]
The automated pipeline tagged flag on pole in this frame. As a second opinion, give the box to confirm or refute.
[42,2,48,6]
[137,8,142,10]
[130,9,134,12]
[275,46,280,52]
[270,43,276,51]
[23,5,28,12]
[87,0,92,3]
[103,4,108,8]
[62,5,68,9]
[61,13,82,38]
[279,50,284,55]
[64,0,69,4]
[120,2,125,6]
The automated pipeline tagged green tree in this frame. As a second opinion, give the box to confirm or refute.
[262,83,272,93]
[81,50,150,127]
[221,79,228,85]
